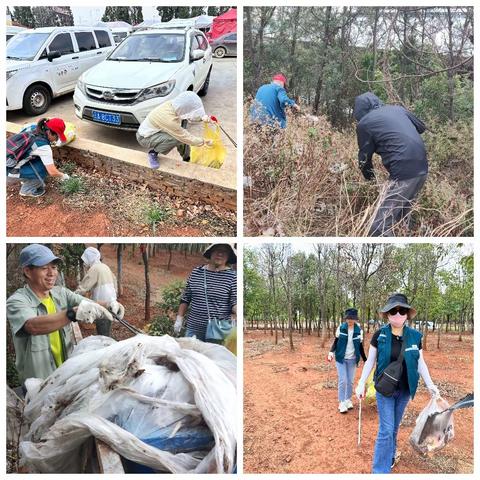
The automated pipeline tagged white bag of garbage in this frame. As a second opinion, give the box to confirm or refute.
[409,396,454,455]
[19,335,236,473]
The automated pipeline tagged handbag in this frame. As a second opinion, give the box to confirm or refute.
[203,267,233,342]
[374,335,407,397]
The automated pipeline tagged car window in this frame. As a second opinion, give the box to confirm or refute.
[190,35,200,52]
[6,32,50,61]
[109,33,185,62]
[225,33,237,41]
[196,34,208,50]
[48,33,74,55]
[94,30,112,48]
[75,31,97,51]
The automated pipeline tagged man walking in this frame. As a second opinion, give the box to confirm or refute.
[354,92,428,236]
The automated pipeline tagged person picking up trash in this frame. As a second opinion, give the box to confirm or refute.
[328,308,367,413]
[136,91,217,169]
[6,117,71,198]
[354,293,439,474]
[174,244,237,343]
[6,244,125,387]
[249,73,301,129]
[354,92,428,236]
[75,247,121,337]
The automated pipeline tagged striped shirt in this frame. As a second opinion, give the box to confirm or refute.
[181,265,237,341]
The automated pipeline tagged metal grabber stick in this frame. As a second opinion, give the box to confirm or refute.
[358,398,362,446]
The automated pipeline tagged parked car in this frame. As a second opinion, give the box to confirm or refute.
[210,32,237,58]
[6,26,115,115]
[111,27,132,45]
[6,26,28,42]
[74,25,213,130]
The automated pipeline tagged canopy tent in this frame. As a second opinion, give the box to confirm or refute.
[207,8,237,40]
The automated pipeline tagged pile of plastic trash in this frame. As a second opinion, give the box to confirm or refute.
[19,335,236,473]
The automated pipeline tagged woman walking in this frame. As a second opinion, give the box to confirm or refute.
[355,293,439,473]
[175,244,237,342]
[328,308,367,413]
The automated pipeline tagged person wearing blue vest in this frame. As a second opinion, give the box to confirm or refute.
[328,308,367,413]
[249,74,300,129]
[6,117,70,197]
[355,293,439,473]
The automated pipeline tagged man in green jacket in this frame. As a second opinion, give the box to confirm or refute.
[7,244,125,385]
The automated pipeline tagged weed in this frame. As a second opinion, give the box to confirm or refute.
[60,162,77,176]
[59,176,87,195]
[145,204,171,225]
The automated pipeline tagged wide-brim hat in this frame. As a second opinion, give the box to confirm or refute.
[203,243,237,265]
[379,293,417,319]
[344,308,358,320]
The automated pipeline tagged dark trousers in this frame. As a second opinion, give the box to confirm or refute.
[369,174,427,237]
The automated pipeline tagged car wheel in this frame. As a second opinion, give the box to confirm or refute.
[198,67,211,97]
[214,47,226,59]
[23,84,51,115]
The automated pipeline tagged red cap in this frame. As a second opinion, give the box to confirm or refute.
[273,73,287,86]
[45,118,67,143]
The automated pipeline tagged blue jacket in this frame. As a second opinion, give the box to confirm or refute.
[374,324,423,399]
[250,82,296,128]
[335,322,362,364]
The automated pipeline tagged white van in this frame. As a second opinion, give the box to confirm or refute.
[6,26,115,115]
[73,25,213,130]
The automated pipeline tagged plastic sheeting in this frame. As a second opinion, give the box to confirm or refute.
[19,335,236,473]
[409,396,454,455]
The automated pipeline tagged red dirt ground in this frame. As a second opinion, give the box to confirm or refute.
[7,189,207,237]
[244,329,473,474]
[70,244,206,341]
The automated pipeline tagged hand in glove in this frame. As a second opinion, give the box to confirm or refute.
[202,115,218,123]
[427,384,440,398]
[174,315,184,335]
[61,173,70,181]
[327,352,334,362]
[204,139,214,147]
[355,382,366,400]
[76,300,113,324]
[108,300,125,320]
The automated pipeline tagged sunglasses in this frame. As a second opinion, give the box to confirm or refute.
[388,307,409,316]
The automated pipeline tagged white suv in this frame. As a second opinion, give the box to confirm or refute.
[6,26,115,115]
[73,26,213,130]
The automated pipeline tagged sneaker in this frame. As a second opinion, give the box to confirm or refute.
[147,150,160,169]
[345,399,354,410]
[20,188,45,197]
[391,451,401,468]
[339,401,348,414]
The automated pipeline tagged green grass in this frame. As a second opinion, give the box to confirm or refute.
[59,176,87,195]
[60,162,77,176]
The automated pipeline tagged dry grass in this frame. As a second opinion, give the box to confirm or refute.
[243,105,473,237]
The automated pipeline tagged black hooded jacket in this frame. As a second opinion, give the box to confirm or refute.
[354,92,428,181]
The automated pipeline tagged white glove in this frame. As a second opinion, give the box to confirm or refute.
[61,173,70,181]
[201,114,209,122]
[76,300,113,324]
[427,384,440,398]
[355,381,366,400]
[327,352,334,362]
[174,315,184,335]
[108,300,125,320]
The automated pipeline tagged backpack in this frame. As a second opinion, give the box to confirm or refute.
[6,131,43,167]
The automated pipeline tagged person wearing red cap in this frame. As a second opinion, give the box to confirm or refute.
[249,73,300,128]
[6,117,71,197]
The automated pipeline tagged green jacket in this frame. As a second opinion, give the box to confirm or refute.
[7,285,86,383]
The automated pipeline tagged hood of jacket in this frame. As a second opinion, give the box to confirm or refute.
[354,92,384,121]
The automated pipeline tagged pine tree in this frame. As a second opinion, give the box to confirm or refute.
[13,6,36,28]
[129,6,143,25]
[116,6,131,23]
[157,7,176,22]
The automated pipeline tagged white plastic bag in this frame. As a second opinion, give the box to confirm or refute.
[409,396,454,455]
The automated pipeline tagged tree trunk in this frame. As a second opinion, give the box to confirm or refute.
[116,244,123,296]
[140,245,151,323]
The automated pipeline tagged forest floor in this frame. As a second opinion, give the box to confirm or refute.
[7,163,236,237]
[74,244,205,341]
[244,329,473,474]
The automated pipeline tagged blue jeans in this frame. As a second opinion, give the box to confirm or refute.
[335,358,357,402]
[372,389,410,473]
[20,178,45,195]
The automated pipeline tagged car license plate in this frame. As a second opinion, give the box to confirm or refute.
[92,110,121,125]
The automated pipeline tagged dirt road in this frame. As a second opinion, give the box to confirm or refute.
[244,330,473,474]
[6,58,237,169]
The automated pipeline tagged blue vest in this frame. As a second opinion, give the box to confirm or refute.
[335,322,362,364]
[375,324,423,399]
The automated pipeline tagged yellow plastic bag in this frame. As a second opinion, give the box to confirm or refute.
[365,370,376,406]
[223,327,237,355]
[190,123,226,168]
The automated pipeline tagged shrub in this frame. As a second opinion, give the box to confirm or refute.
[59,176,87,195]
[147,314,175,336]
[158,280,187,315]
